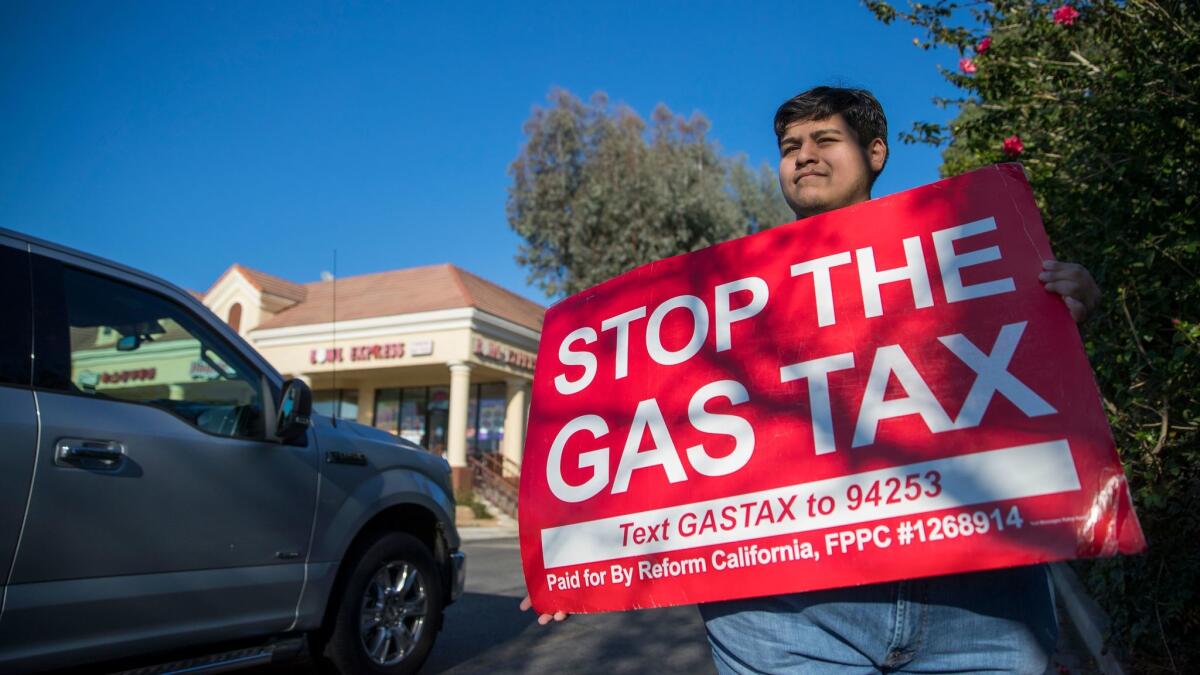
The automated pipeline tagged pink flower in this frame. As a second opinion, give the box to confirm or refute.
[1003,135,1025,157]
[959,58,977,74]
[976,36,992,54]
[1053,5,1080,26]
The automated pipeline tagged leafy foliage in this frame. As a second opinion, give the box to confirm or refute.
[865,0,1199,670]
[507,89,793,297]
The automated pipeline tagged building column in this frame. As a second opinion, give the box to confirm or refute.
[502,378,529,478]
[447,361,473,493]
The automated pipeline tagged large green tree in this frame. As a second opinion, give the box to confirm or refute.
[865,0,1198,670]
[507,89,792,297]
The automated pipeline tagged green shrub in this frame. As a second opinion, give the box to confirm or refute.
[866,1,1198,669]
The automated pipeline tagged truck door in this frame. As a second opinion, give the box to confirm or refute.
[0,236,37,626]
[0,250,319,669]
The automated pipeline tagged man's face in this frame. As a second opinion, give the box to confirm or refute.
[777,113,887,219]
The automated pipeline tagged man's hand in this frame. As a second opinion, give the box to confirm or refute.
[1039,260,1100,323]
[520,595,569,625]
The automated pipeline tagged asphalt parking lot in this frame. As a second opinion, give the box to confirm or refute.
[421,535,715,674]
[251,533,715,674]
[253,532,1090,674]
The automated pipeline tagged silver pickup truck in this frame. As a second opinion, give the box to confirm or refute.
[0,229,465,674]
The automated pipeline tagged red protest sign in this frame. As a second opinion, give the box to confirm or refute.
[518,164,1146,614]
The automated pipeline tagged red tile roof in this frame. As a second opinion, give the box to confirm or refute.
[205,263,308,303]
[243,263,543,332]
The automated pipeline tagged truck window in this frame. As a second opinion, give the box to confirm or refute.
[34,258,267,440]
[0,242,32,387]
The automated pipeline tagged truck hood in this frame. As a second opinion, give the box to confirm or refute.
[313,415,453,495]
[337,418,420,448]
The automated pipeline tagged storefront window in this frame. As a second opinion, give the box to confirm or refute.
[373,388,400,434]
[373,383,507,457]
[428,386,449,457]
[467,387,478,450]
[314,389,359,421]
[470,382,506,454]
[373,386,449,457]
[399,387,427,447]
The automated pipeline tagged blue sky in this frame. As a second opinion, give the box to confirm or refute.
[1,1,962,304]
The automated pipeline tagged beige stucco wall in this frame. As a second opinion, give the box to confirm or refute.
[201,285,541,471]
[203,273,268,338]
[254,327,475,379]
[251,327,535,436]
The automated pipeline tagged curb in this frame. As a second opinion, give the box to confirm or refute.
[459,526,519,542]
[1051,563,1125,675]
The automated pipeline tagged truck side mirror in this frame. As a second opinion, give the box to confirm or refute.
[276,379,313,441]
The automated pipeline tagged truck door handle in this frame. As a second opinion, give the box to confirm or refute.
[56,439,125,467]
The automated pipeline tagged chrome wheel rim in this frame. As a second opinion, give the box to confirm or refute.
[359,561,428,666]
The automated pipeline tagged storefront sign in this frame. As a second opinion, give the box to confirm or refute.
[518,164,1146,615]
[310,342,420,365]
[78,369,159,388]
[310,348,343,365]
[350,343,405,361]
[100,368,157,384]
[474,337,536,372]
[410,339,435,357]
[189,360,219,380]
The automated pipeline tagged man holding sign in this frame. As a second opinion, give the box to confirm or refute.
[520,87,1141,674]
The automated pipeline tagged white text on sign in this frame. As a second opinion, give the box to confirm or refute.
[540,440,1079,569]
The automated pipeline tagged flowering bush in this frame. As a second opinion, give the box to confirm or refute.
[866,1,1199,670]
[1053,4,1081,26]
[1002,135,1025,157]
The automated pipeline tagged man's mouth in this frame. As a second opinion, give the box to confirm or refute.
[795,172,825,183]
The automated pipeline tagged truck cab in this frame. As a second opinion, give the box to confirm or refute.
[0,229,464,674]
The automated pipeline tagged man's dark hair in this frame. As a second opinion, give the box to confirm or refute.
[774,86,889,178]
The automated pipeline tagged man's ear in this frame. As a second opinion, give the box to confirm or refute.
[868,137,888,174]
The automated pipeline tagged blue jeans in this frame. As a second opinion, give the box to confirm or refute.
[698,565,1057,674]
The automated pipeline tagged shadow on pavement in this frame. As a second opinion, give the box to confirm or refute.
[421,591,537,672]
[426,594,715,675]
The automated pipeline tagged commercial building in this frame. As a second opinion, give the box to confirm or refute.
[199,262,543,490]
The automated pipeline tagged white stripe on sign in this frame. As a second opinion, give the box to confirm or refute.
[541,439,1079,569]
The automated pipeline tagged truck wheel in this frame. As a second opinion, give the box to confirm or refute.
[317,532,443,675]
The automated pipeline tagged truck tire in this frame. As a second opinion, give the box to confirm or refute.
[315,532,444,675]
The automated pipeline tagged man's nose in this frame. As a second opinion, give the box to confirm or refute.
[794,143,818,166]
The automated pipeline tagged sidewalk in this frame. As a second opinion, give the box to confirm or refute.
[456,493,518,541]
[459,525,518,542]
